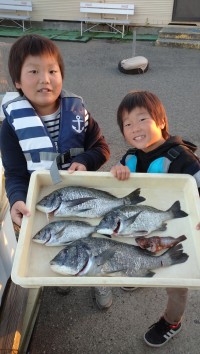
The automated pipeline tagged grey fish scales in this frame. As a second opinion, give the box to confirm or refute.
[36,186,145,218]
[96,200,188,236]
[50,236,189,277]
[32,220,96,246]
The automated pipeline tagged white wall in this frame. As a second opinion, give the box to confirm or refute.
[31,0,174,26]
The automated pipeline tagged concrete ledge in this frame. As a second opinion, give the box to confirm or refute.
[156,38,200,49]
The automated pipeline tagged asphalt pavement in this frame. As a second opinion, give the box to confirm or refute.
[2,36,200,354]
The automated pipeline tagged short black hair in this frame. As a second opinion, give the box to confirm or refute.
[117,90,169,139]
[8,34,64,95]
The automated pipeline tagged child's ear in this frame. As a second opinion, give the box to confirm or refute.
[15,82,21,89]
[160,121,165,129]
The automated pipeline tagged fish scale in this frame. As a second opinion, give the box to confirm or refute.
[96,200,188,236]
[32,220,96,246]
[50,236,189,277]
[36,186,145,218]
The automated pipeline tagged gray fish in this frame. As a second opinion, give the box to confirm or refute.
[32,220,95,246]
[36,186,145,218]
[96,201,188,236]
[50,236,189,277]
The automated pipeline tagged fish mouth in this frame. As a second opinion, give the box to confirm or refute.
[36,204,56,213]
[96,220,121,236]
[32,234,51,244]
[113,220,121,235]
[76,258,90,276]
[96,228,113,236]
[36,205,60,217]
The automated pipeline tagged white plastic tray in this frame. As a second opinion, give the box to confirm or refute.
[11,171,200,288]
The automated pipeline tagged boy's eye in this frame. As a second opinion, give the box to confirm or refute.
[30,70,38,74]
[50,70,58,74]
[124,123,131,127]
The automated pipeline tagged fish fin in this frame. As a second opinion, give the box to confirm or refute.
[124,188,146,205]
[54,225,66,237]
[145,271,155,277]
[177,235,187,243]
[63,197,96,207]
[161,242,183,255]
[122,212,142,231]
[95,248,116,266]
[128,270,155,277]
[76,208,93,214]
[158,223,167,232]
[135,236,145,240]
[160,243,189,267]
[168,201,188,219]
[56,240,74,245]
[133,230,149,236]
[103,268,128,276]
[32,238,47,245]
[45,225,69,245]
[100,234,112,238]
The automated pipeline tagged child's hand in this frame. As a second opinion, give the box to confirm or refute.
[110,165,130,180]
[196,223,200,230]
[11,201,31,227]
[68,162,87,173]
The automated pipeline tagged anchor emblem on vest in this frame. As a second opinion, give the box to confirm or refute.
[72,115,84,133]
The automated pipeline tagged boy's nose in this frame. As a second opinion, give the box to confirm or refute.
[39,73,50,84]
[132,124,140,132]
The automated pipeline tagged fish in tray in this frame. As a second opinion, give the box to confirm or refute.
[135,235,187,253]
[50,236,189,277]
[96,201,188,237]
[36,186,145,218]
[32,220,96,246]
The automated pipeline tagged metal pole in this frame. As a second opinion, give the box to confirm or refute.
[132,29,136,57]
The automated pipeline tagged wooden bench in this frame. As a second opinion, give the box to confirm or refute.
[80,2,134,38]
[0,0,32,31]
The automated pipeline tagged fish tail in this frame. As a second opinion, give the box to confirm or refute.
[168,201,188,219]
[124,188,145,205]
[177,235,187,243]
[145,271,155,277]
[160,243,189,267]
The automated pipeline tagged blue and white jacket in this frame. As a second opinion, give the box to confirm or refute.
[1,90,110,207]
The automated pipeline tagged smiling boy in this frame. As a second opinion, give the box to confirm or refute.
[111,90,200,347]
[0,34,110,227]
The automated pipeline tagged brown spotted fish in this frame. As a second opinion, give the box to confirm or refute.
[135,235,187,253]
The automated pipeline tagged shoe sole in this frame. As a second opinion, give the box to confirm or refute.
[96,298,113,310]
[91,287,113,310]
[55,287,72,295]
[143,323,182,347]
[121,287,139,292]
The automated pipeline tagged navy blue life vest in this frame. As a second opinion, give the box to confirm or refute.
[3,90,88,173]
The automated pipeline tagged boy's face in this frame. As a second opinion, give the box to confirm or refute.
[122,107,165,152]
[15,54,63,116]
